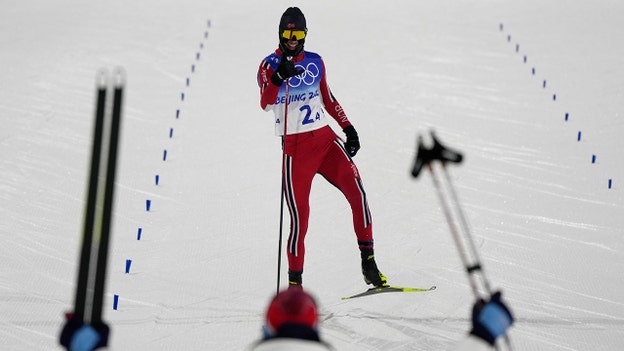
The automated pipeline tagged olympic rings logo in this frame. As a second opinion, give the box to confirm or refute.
[289,62,320,87]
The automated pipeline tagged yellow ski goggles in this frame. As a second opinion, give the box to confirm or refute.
[281,29,307,41]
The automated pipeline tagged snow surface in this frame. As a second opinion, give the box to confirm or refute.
[1,0,624,350]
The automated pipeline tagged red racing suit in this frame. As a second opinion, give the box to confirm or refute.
[257,48,374,273]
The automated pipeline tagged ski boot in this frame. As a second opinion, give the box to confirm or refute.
[360,249,387,287]
[288,270,303,289]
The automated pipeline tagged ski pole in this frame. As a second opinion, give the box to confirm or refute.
[91,68,124,324]
[440,161,494,296]
[427,162,491,299]
[61,68,124,350]
[276,58,292,294]
[412,131,491,297]
[73,70,107,322]
[277,170,285,294]
[437,161,512,351]
[412,131,513,350]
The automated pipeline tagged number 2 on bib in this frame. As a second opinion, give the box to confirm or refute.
[300,105,320,125]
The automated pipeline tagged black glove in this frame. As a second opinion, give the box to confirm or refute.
[270,58,304,86]
[470,291,514,346]
[343,125,360,157]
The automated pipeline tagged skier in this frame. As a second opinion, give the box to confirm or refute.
[250,288,514,351]
[257,6,387,288]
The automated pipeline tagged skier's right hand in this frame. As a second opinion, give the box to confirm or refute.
[271,58,304,86]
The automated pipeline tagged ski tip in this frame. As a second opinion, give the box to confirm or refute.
[402,285,436,292]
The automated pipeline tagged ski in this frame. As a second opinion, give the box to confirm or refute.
[341,285,436,300]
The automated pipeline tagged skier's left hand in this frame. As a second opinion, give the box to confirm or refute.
[343,126,360,157]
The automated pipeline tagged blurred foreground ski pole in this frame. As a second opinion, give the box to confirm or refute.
[60,68,125,351]
[276,61,292,294]
[411,131,513,350]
